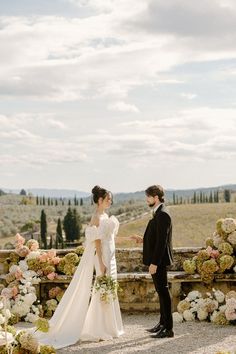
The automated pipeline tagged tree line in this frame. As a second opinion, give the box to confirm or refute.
[172,189,233,205]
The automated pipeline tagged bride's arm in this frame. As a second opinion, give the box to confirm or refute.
[95,240,106,275]
[90,214,106,275]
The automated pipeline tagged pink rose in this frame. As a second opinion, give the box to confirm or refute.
[16,246,30,257]
[15,233,25,246]
[206,246,213,256]
[11,286,18,297]
[47,272,57,280]
[52,257,61,265]
[15,269,23,280]
[225,310,236,321]
[210,250,220,259]
[47,250,56,259]
[39,253,48,262]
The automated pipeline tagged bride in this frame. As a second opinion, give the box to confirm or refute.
[33,185,124,349]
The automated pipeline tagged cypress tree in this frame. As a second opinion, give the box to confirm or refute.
[56,218,63,245]
[40,209,47,249]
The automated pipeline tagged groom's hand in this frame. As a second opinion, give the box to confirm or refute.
[149,264,157,274]
[130,234,143,243]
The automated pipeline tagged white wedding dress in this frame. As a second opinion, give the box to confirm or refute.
[31,214,124,349]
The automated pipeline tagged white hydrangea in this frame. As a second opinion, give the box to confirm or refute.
[2,309,11,320]
[214,290,225,304]
[26,251,41,260]
[0,314,5,325]
[18,260,28,272]
[187,291,202,301]
[11,302,30,317]
[9,264,20,274]
[23,293,37,306]
[197,308,208,321]
[25,312,38,323]
[219,305,227,313]
[183,309,195,321]
[173,312,183,323]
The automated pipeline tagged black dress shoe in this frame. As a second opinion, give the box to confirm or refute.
[150,328,174,338]
[146,323,164,333]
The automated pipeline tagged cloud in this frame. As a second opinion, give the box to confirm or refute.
[180,93,197,100]
[108,101,140,113]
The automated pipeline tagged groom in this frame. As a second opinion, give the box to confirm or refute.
[133,184,174,338]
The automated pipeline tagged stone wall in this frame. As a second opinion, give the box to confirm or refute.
[1,247,235,312]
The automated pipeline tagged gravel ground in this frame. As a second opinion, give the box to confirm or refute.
[56,313,236,354]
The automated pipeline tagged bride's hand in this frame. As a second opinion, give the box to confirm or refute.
[100,262,107,275]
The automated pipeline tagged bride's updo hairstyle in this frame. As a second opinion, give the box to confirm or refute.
[91,185,110,204]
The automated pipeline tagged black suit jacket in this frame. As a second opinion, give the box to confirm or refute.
[143,204,173,267]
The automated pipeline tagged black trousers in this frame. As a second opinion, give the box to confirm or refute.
[151,266,173,330]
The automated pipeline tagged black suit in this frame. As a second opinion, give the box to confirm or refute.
[143,204,173,330]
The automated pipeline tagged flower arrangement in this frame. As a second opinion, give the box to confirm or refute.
[0,296,55,353]
[0,233,84,324]
[94,275,120,304]
[173,289,236,326]
[183,218,236,282]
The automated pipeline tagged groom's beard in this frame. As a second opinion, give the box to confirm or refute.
[148,202,155,208]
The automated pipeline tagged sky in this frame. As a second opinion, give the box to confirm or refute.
[1,0,236,193]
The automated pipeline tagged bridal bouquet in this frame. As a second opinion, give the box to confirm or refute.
[94,275,120,304]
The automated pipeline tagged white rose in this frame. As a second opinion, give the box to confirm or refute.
[0,314,5,325]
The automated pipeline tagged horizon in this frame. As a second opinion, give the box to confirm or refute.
[1,182,235,195]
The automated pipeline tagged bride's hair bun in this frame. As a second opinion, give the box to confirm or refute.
[91,185,101,195]
[91,185,110,204]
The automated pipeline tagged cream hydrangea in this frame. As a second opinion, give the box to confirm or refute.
[173,312,183,323]
[221,218,236,234]
[177,299,191,313]
[183,309,195,321]
[197,308,208,321]
[227,231,236,247]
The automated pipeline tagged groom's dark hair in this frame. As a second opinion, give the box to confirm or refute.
[145,185,165,203]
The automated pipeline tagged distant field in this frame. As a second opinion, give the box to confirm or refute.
[117,203,236,248]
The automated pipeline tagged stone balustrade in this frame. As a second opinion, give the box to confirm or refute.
[0,247,236,312]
